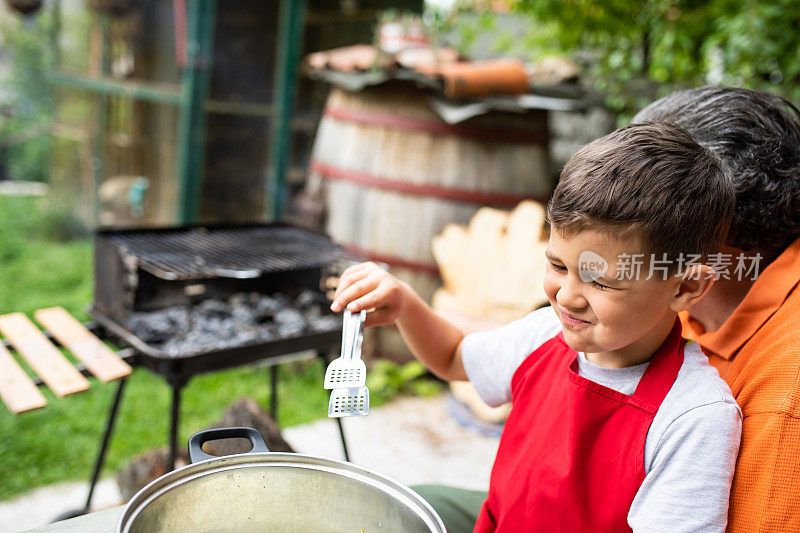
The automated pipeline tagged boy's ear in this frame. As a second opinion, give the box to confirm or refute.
[669,264,716,312]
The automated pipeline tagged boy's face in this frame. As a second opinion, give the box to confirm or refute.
[543,227,681,366]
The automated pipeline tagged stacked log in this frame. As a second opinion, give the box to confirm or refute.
[432,201,550,424]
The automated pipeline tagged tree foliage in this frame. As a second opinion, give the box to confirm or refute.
[0,10,55,182]
[513,0,800,118]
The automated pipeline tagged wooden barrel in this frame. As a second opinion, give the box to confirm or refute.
[307,85,552,359]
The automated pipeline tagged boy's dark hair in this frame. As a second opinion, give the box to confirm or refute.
[548,122,734,269]
[633,86,800,260]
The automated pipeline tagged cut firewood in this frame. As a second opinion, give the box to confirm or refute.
[432,201,550,425]
[204,398,295,455]
[116,447,189,502]
[450,380,511,424]
[432,200,549,323]
[116,398,293,502]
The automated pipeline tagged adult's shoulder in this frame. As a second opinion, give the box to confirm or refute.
[751,288,800,352]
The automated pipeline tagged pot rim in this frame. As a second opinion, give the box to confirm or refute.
[116,451,446,533]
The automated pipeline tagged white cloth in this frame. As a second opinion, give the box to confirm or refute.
[461,305,742,533]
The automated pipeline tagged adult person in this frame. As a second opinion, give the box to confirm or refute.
[633,86,800,531]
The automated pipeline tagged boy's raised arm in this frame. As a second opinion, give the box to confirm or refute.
[330,262,468,381]
[395,288,468,381]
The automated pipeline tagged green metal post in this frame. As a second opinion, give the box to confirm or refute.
[176,0,216,224]
[266,0,307,220]
[91,14,110,226]
[45,0,60,204]
[50,0,60,69]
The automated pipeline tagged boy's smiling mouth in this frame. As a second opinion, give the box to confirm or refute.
[560,309,593,327]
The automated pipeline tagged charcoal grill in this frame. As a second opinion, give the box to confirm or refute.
[92,223,348,373]
[87,223,359,491]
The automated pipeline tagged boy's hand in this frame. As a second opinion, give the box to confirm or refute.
[330,262,411,327]
[331,262,467,382]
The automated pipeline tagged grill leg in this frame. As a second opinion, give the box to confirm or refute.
[53,377,128,522]
[168,381,184,471]
[270,365,278,422]
[336,417,350,462]
[86,378,127,507]
[320,351,350,462]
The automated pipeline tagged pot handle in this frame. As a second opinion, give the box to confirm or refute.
[188,427,271,463]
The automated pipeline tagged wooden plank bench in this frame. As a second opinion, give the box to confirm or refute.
[0,341,47,413]
[34,307,132,383]
[0,307,134,518]
[0,307,132,414]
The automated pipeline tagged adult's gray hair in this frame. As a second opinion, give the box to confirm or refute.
[633,86,800,259]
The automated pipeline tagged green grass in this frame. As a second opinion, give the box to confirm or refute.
[0,195,377,500]
[0,362,334,500]
[0,238,92,320]
[0,195,94,329]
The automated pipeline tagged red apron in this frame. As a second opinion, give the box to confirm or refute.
[474,319,685,532]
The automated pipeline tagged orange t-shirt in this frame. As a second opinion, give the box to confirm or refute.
[681,236,800,532]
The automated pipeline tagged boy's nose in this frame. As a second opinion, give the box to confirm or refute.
[556,278,588,311]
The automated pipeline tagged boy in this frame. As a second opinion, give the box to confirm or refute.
[330,123,742,532]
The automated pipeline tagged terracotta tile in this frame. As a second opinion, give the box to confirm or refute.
[439,59,529,98]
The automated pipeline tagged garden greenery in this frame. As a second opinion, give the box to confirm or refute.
[0,9,55,182]
[429,0,799,121]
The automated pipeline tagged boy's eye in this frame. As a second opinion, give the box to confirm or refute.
[591,280,609,290]
[549,262,567,272]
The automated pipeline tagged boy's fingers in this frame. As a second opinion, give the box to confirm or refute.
[332,262,375,299]
[331,277,379,311]
[332,270,367,300]
[331,281,349,302]
[341,262,374,279]
[346,286,390,313]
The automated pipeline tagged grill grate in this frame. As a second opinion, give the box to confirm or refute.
[105,225,345,281]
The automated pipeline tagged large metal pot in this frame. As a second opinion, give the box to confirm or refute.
[117,427,446,533]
